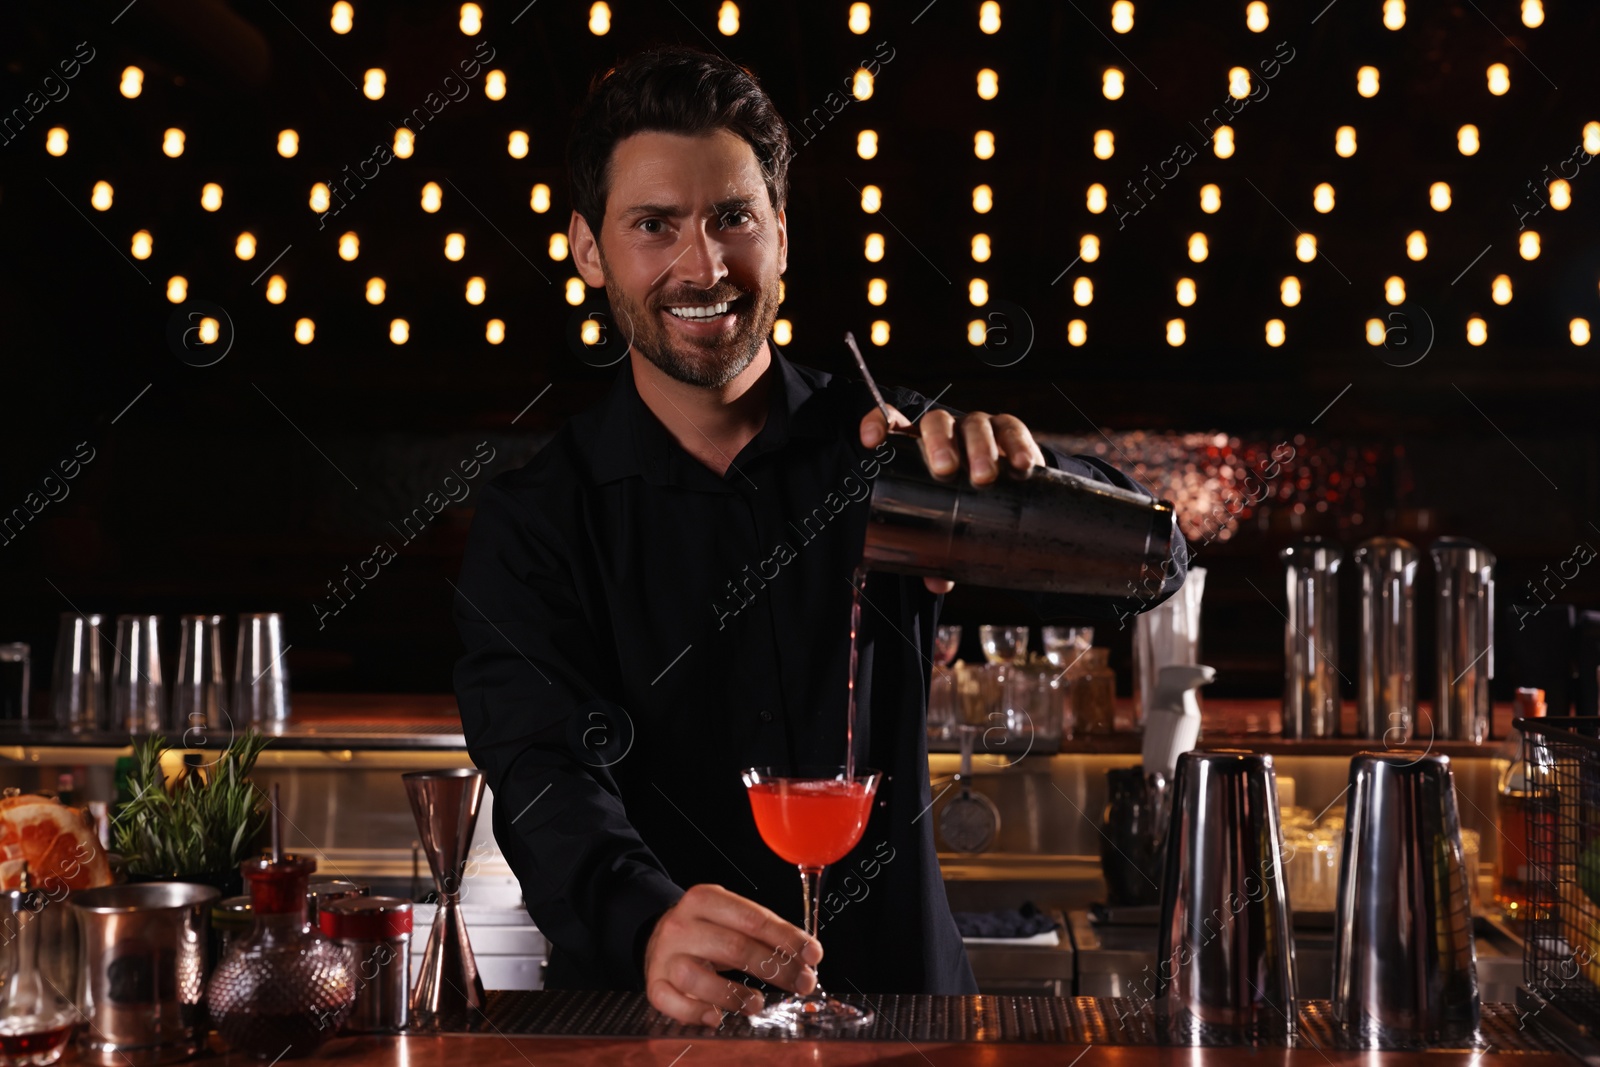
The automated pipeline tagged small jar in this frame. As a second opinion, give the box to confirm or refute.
[1072,648,1117,735]
[319,897,412,1033]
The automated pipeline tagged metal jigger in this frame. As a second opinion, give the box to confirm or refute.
[403,768,487,1028]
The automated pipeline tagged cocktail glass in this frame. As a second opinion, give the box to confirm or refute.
[739,766,882,1032]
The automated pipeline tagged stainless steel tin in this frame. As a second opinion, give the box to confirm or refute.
[1431,537,1495,744]
[51,613,108,733]
[861,433,1176,597]
[1354,537,1418,742]
[172,614,227,734]
[1280,537,1342,739]
[1155,750,1296,1041]
[1332,752,1480,1047]
[233,612,290,732]
[321,897,413,1033]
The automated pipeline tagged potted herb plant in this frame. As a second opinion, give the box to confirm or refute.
[112,730,271,897]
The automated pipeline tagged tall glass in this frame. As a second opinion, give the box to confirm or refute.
[928,626,962,745]
[740,766,881,1032]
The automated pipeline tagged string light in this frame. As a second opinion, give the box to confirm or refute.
[131,230,153,259]
[508,131,529,159]
[366,278,386,304]
[1111,1,1133,33]
[530,184,551,212]
[1430,182,1452,210]
[1265,319,1285,346]
[394,129,414,158]
[1586,123,1600,156]
[1458,124,1480,154]
[972,185,992,213]
[363,69,386,101]
[485,71,506,100]
[1336,126,1357,157]
[466,277,486,305]
[390,319,410,344]
[1080,234,1100,262]
[1166,319,1185,346]
[1280,277,1301,306]
[295,318,315,344]
[857,130,878,159]
[1228,67,1251,99]
[1487,64,1510,96]
[310,184,330,211]
[1213,127,1234,159]
[1187,233,1208,262]
[565,278,586,304]
[46,128,67,156]
[868,278,887,306]
[1296,234,1317,262]
[1522,0,1544,27]
[331,2,353,34]
[718,1,739,35]
[1246,2,1268,31]
[339,233,360,261]
[1366,319,1386,345]
[1520,231,1540,259]
[460,4,482,34]
[974,131,995,159]
[1176,278,1196,306]
[1385,276,1405,305]
[91,181,113,211]
[867,233,886,261]
[977,69,999,100]
[1466,317,1487,346]
[235,233,256,260]
[1357,67,1379,97]
[589,2,611,34]
[549,233,569,260]
[979,1,1001,33]
[1549,178,1571,210]
[969,279,989,306]
[853,69,874,101]
[1068,319,1087,345]
[1093,130,1114,159]
[266,276,286,304]
[1383,0,1405,30]
[1087,184,1107,213]
[1406,231,1427,260]
[969,234,989,262]
[1073,277,1094,306]
[167,277,187,303]
[1200,184,1221,213]
[162,129,185,158]
[445,233,465,261]
[1492,274,1512,304]
[120,67,143,99]
[1313,183,1335,212]
[277,130,299,157]
[773,319,793,345]
[848,2,870,33]
[862,185,882,212]
[487,319,506,344]
[421,182,442,213]
[1572,318,1591,345]
[1103,69,1125,100]
[870,320,889,345]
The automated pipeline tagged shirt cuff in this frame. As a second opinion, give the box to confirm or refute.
[610,874,688,989]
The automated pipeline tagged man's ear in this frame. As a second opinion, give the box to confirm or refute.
[569,209,607,288]
[775,206,787,278]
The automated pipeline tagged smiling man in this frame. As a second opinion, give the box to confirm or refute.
[453,45,1188,1027]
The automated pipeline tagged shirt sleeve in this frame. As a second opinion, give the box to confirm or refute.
[452,479,685,989]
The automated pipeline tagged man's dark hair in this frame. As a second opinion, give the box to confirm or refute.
[567,45,791,240]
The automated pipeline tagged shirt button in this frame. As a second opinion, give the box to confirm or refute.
[759,710,773,723]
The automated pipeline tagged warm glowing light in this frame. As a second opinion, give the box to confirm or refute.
[485,71,507,101]
[853,69,874,101]
[1487,64,1510,96]
[565,277,586,305]
[201,183,222,211]
[294,318,315,344]
[363,69,386,101]
[974,130,995,159]
[1080,234,1100,263]
[589,2,611,34]
[1093,129,1114,159]
[972,184,992,213]
[1296,234,1317,262]
[1458,124,1480,155]
[580,319,600,346]
[977,69,999,100]
[1087,184,1107,213]
[1072,277,1094,306]
[508,131,529,159]
[421,182,442,213]
[1313,183,1334,213]
[969,234,989,262]
[445,233,466,261]
[1176,278,1196,306]
[1213,127,1234,159]
[466,277,486,305]
[91,181,113,211]
[718,1,740,35]
[1265,319,1285,346]
[46,128,67,156]
[1572,318,1591,345]
[1246,2,1268,31]
[365,278,386,304]
[1549,178,1571,210]
[266,276,286,304]
[166,276,187,303]
[487,319,506,344]
[1586,122,1600,157]
[131,230,152,259]
[162,129,185,158]
[120,67,143,99]
[1357,66,1379,97]
[857,130,878,159]
[1228,67,1251,99]
[1406,231,1427,261]
[1383,0,1405,30]
[530,184,551,213]
[1166,319,1185,346]
[868,278,887,306]
[969,278,989,306]
[1112,2,1134,33]
[1068,319,1087,345]
[331,2,353,34]
[779,280,786,303]
[1492,274,1512,305]
[340,232,360,261]
[1366,318,1386,345]
[1522,0,1544,27]
[390,319,409,344]
[979,1,1001,33]
[235,232,256,260]
[1520,231,1541,259]
[1466,317,1487,346]
[1280,276,1301,306]
[1385,276,1405,305]
[1335,126,1357,157]
[849,2,870,33]
[1103,69,1125,100]
[862,185,882,213]
[867,233,887,262]
[773,319,792,345]
[967,320,987,347]
[310,184,331,213]
[1200,184,1221,213]
[394,129,414,158]
[460,3,482,33]
[870,320,889,345]
[1187,233,1208,263]
[549,233,569,260]
[1430,182,1451,211]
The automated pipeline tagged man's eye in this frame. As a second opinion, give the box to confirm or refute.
[721,210,752,228]
[639,219,664,234]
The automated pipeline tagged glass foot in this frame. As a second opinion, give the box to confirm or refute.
[748,991,873,1033]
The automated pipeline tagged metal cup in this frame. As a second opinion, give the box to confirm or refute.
[110,615,165,734]
[1431,538,1495,744]
[1354,538,1418,742]
[1332,752,1480,1047]
[70,882,220,1066]
[1155,750,1297,1041]
[233,613,290,732]
[172,614,227,735]
[1281,537,1343,739]
[861,433,1177,598]
[51,613,109,733]
[402,768,486,1028]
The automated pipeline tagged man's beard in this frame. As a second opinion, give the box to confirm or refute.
[598,252,781,389]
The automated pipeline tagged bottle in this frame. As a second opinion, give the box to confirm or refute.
[0,863,75,1066]
[1495,687,1549,913]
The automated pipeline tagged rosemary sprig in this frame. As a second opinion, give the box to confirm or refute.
[111,730,271,877]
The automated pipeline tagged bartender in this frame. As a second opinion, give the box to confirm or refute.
[453,44,1188,1027]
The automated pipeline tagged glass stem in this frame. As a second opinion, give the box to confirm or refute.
[800,865,824,995]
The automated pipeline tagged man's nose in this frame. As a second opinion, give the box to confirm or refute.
[671,223,729,291]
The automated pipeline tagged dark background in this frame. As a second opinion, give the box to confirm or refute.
[2,0,1597,706]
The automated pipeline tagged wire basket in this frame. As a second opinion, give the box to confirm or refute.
[1520,716,1600,1032]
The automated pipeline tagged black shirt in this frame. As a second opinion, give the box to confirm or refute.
[452,350,1188,995]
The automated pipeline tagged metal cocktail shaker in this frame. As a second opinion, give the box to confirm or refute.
[1354,538,1418,742]
[861,433,1176,597]
[1431,537,1495,744]
[1281,537,1342,739]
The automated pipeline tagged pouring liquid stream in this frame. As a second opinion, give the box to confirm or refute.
[845,565,866,784]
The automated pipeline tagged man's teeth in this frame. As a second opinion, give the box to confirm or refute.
[666,300,732,319]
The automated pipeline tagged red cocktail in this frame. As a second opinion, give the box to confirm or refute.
[740,766,881,1032]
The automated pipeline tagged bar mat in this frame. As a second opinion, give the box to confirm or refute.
[436,991,1557,1051]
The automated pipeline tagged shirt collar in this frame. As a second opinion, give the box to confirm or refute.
[581,348,838,487]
